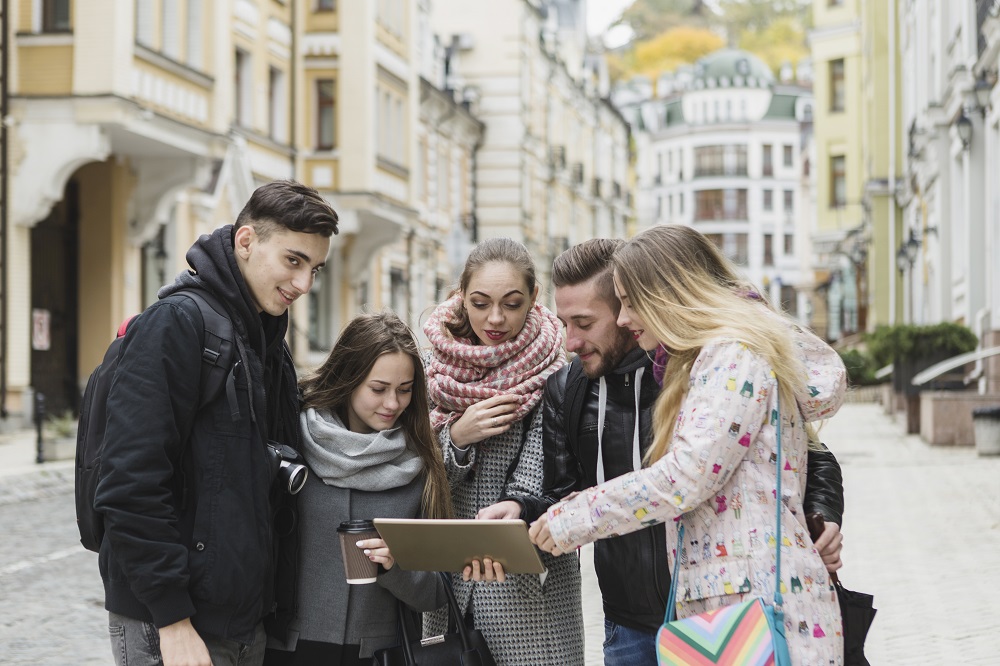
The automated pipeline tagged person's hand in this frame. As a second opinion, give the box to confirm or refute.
[449,394,521,448]
[357,537,395,571]
[477,500,522,521]
[813,521,843,573]
[529,513,566,556]
[463,557,506,583]
[158,618,212,666]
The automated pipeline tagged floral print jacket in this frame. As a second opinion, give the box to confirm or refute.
[546,323,847,608]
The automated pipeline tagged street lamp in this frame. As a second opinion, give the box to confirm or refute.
[956,112,973,149]
[974,74,993,112]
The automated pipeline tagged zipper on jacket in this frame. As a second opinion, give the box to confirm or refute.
[624,372,630,387]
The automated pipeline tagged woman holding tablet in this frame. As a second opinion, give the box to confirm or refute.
[422,238,583,665]
[264,311,452,666]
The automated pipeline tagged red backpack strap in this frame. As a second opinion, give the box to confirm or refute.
[117,315,138,338]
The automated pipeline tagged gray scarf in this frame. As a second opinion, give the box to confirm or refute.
[300,407,423,490]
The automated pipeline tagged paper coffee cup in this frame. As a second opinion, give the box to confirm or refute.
[337,520,380,584]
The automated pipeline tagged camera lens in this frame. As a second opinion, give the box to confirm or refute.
[280,461,308,495]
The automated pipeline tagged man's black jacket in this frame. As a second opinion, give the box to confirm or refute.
[516,348,845,634]
[94,225,302,642]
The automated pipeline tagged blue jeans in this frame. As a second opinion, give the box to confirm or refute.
[603,619,658,666]
[108,612,266,666]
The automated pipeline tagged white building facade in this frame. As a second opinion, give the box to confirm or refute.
[617,50,815,322]
[899,0,999,392]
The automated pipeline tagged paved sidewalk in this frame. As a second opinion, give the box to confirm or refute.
[0,427,75,506]
[819,402,1000,664]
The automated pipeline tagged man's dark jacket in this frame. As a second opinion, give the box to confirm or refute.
[94,225,301,642]
[517,347,845,634]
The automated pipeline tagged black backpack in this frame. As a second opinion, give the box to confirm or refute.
[74,289,239,553]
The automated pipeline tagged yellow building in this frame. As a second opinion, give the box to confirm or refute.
[859,0,903,330]
[810,0,866,341]
[7,0,299,418]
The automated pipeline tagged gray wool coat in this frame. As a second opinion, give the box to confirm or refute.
[424,407,585,666]
[267,473,448,658]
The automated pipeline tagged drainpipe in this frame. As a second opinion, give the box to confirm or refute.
[888,0,897,326]
[288,0,298,361]
[1,0,10,419]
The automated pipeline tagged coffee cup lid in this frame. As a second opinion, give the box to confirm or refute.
[338,519,376,533]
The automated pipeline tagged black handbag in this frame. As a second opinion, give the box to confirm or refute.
[372,572,497,666]
[806,514,876,666]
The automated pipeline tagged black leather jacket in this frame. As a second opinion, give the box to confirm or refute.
[517,348,845,634]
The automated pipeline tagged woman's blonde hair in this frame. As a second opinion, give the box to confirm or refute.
[300,311,453,519]
[611,225,809,464]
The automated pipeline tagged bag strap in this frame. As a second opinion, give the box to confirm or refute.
[772,390,785,616]
[391,572,481,666]
[663,390,784,624]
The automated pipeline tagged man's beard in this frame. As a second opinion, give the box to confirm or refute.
[582,328,636,380]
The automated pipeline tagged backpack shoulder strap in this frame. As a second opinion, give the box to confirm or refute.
[562,359,589,449]
[174,289,240,419]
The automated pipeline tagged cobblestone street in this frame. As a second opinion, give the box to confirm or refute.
[2,401,999,664]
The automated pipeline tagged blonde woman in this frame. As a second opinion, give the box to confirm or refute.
[531,225,847,664]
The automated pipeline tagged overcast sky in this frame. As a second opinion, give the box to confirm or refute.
[586,0,635,36]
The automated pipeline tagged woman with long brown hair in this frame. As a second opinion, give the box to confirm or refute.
[264,311,452,666]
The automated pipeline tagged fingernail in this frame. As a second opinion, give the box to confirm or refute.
[356,541,363,547]
[363,549,371,555]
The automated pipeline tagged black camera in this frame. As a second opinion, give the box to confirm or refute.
[266,441,309,495]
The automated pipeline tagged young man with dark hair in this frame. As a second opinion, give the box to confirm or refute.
[509,238,846,665]
[94,180,338,666]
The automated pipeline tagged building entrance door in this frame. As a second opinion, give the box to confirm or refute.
[30,179,80,417]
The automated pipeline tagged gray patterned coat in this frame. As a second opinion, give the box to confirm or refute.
[423,407,585,665]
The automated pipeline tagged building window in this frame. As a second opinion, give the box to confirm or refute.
[136,0,154,45]
[269,67,287,143]
[317,0,336,10]
[162,0,180,59]
[316,79,336,149]
[783,189,794,212]
[830,59,845,112]
[762,144,773,176]
[784,233,794,254]
[390,268,408,321]
[764,234,774,266]
[781,285,797,316]
[830,155,846,207]
[42,0,71,32]
[783,144,793,168]
[234,49,252,128]
[187,0,204,69]
[694,189,748,221]
[678,192,684,214]
[763,189,773,212]
[705,233,749,265]
[694,145,748,177]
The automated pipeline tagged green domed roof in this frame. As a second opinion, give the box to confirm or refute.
[693,49,775,88]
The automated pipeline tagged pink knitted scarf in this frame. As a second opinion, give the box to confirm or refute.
[423,294,566,430]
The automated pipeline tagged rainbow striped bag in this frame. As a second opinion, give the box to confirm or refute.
[656,397,792,666]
